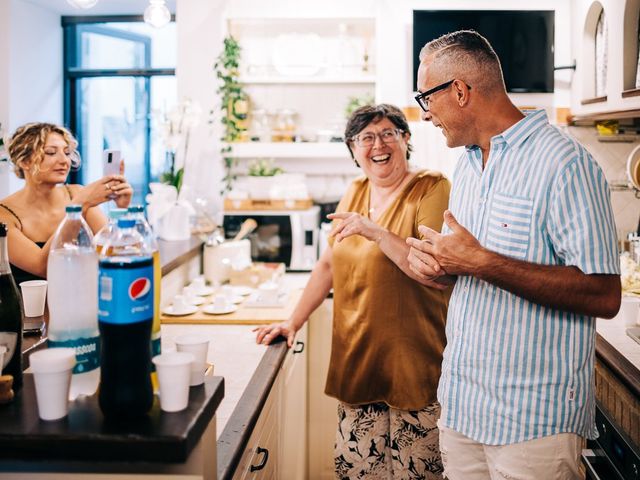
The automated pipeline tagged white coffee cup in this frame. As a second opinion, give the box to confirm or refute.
[258,281,280,304]
[29,348,76,421]
[190,277,206,292]
[172,294,190,314]
[213,294,230,310]
[19,280,48,317]
[152,352,194,412]
[620,295,640,326]
[175,335,209,386]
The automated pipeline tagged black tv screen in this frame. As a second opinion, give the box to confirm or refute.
[413,10,554,93]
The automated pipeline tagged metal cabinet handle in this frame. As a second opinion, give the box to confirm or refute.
[293,340,305,354]
[250,447,269,472]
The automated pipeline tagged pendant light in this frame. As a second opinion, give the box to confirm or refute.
[144,0,171,28]
[66,0,98,8]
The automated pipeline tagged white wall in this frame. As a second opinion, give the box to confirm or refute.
[175,0,573,194]
[0,0,62,197]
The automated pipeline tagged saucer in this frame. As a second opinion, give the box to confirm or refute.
[229,286,254,296]
[162,305,198,316]
[202,304,238,315]
[185,295,206,306]
[191,286,215,297]
[228,294,244,304]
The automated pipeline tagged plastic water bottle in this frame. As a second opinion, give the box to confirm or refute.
[128,205,161,391]
[93,208,128,255]
[47,205,100,399]
[98,217,154,418]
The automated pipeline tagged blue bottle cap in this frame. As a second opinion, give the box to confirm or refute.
[128,205,144,213]
[117,218,136,229]
[109,208,128,220]
[66,205,82,213]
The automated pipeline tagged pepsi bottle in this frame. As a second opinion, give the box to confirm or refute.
[98,218,154,418]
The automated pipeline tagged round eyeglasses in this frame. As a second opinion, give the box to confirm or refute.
[351,129,404,148]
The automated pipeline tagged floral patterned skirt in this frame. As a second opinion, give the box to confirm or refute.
[334,401,443,480]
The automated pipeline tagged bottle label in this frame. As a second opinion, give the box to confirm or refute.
[98,260,153,325]
[49,336,100,374]
[0,332,17,369]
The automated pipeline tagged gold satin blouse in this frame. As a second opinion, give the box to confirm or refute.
[326,170,451,410]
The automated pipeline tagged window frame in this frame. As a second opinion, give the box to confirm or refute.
[62,15,176,190]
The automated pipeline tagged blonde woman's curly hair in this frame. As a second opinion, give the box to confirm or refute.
[7,123,80,179]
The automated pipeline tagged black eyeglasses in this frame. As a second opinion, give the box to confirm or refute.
[414,79,471,112]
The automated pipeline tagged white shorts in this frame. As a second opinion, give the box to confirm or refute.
[438,420,584,480]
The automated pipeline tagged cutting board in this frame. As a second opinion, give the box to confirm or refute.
[161,289,303,325]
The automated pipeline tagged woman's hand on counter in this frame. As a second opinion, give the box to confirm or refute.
[253,320,298,347]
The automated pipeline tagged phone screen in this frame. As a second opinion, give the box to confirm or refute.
[103,150,121,177]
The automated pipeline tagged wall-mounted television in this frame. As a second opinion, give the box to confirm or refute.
[412,10,555,93]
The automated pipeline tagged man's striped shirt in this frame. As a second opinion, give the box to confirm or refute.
[438,110,620,445]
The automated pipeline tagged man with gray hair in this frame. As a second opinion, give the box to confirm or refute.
[406,30,621,479]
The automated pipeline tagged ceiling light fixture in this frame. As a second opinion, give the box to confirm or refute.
[66,0,99,8]
[144,0,171,28]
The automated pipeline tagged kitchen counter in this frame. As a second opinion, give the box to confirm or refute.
[596,315,640,397]
[162,273,310,479]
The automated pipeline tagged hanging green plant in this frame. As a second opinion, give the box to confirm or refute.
[214,35,249,194]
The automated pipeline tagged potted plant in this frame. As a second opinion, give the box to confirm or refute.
[246,159,284,199]
[214,35,249,194]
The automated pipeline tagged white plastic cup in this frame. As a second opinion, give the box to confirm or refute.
[620,296,640,326]
[152,352,194,412]
[19,280,48,317]
[175,335,209,386]
[29,348,76,421]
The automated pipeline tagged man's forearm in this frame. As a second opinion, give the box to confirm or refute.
[472,249,621,318]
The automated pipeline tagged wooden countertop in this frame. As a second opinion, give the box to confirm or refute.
[161,289,303,325]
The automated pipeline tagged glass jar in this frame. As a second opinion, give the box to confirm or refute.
[251,109,271,143]
[272,109,296,142]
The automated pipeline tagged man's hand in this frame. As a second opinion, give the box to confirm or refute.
[410,210,488,277]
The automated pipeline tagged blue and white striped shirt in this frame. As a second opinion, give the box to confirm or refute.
[438,110,620,445]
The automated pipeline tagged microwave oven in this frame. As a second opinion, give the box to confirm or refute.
[222,206,320,271]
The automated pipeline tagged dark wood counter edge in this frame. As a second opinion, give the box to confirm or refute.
[596,333,640,398]
[216,339,288,480]
[159,236,203,277]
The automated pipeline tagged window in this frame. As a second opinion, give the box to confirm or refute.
[63,16,176,205]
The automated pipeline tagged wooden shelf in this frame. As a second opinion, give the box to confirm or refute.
[223,142,348,159]
[571,109,640,123]
[240,75,375,84]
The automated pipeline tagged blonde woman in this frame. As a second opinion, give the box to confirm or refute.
[0,122,132,284]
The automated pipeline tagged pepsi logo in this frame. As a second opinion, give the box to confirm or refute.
[129,277,151,301]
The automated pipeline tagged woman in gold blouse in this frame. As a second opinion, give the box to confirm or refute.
[255,104,451,479]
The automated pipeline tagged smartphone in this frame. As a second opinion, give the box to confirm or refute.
[103,149,121,177]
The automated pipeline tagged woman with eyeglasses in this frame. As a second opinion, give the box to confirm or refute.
[255,104,451,479]
[0,122,132,285]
